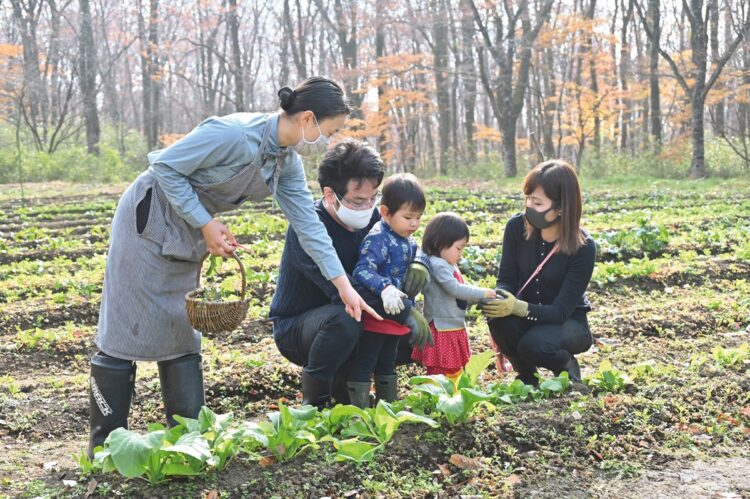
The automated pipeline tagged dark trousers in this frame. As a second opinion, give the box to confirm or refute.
[395,335,414,366]
[349,331,400,382]
[275,304,363,383]
[488,313,592,381]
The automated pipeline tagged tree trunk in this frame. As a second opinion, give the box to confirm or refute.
[585,0,600,157]
[619,0,633,152]
[709,0,724,135]
[79,0,100,154]
[469,0,554,176]
[647,0,662,148]
[541,47,556,158]
[501,119,517,177]
[312,0,363,119]
[741,40,750,170]
[138,0,161,150]
[11,0,45,150]
[691,93,707,177]
[460,0,477,163]
[432,0,451,175]
[228,0,245,111]
[375,0,387,153]
[689,0,708,177]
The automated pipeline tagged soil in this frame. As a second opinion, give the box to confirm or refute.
[1,185,749,498]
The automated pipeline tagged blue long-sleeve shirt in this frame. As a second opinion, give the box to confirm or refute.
[353,220,418,295]
[146,112,344,280]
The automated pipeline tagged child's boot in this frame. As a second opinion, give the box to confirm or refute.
[373,374,398,403]
[346,381,372,409]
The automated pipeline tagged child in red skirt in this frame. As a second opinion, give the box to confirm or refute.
[413,213,497,376]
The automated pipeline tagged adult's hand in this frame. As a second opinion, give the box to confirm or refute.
[482,295,513,319]
[201,219,237,257]
[483,290,528,319]
[402,262,430,298]
[406,308,434,349]
[331,275,383,322]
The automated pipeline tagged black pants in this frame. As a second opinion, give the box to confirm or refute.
[488,313,592,379]
[275,304,363,383]
[349,332,400,382]
[395,335,414,366]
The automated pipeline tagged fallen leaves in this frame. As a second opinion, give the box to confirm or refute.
[449,453,482,470]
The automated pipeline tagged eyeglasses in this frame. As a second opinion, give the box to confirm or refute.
[336,191,382,210]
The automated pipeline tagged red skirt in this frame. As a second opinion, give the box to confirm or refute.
[412,322,471,375]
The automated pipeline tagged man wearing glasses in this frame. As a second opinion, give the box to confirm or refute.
[270,139,430,407]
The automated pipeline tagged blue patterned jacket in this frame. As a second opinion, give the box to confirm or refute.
[353,220,419,295]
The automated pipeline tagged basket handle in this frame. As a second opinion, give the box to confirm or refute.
[196,252,247,301]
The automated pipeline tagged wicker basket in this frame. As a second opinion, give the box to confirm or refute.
[185,253,249,333]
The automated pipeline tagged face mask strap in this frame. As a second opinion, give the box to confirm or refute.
[300,113,327,145]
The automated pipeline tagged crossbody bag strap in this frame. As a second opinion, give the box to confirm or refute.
[516,242,559,297]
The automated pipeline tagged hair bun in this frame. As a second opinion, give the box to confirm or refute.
[278,86,295,110]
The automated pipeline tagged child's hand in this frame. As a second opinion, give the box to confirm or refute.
[381,285,407,315]
[484,288,497,299]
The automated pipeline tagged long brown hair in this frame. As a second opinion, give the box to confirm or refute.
[522,159,585,255]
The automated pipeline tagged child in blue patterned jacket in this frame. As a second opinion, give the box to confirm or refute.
[348,173,427,408]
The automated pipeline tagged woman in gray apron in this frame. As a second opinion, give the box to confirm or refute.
[88,77,380,456]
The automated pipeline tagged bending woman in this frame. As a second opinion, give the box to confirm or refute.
[483,160,596,384]
[88,77,379,456]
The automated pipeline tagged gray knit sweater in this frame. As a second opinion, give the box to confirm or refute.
[423,255,488,331]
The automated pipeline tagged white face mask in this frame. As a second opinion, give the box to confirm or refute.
[293,113,329,157]
[334,193,376,229]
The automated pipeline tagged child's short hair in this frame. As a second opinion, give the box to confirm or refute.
[421,212,470,256]
[381,173,426,214]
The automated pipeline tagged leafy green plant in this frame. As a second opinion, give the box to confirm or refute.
[408,351,496,424]
[258,402,320,462]
[174,407,267,470]
[597,219,669,261]
[323,400,438,462]
[711,343,749,369]
[584,360,632,393]
[91,425,213,483]
[489,372,571,404]
[77,407,267,483]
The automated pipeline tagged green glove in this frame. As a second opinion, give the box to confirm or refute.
[402,262,430,298]
[482,290,528,319]
[406,308,434,349]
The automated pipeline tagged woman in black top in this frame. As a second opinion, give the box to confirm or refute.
[484,160,596,384]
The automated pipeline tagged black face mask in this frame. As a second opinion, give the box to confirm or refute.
[525,206,559,230]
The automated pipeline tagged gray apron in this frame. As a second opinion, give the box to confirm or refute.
[97,119,278,361]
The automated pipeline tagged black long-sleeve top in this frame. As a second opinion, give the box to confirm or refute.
[496,213,596,324]
[269,200,379,341]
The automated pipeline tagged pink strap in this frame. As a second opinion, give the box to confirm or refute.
[517,243,559,297]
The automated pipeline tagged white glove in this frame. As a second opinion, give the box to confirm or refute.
[381,285,407,315]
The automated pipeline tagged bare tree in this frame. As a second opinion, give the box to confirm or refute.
[227,0,245,111]
[636,0,750,177]
[79,0,100,154]
[470,0,555,176]
[459,0,477,164]
[137,0,161,150]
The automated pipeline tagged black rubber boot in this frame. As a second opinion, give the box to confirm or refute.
[560,355,582,382]
[87,352,136,458]
[507,356,539,387]
[158,353,205,427]
[301,371,332,408]
[374,374,398,403]
[347,381,372,409]
[331,371,350,405]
